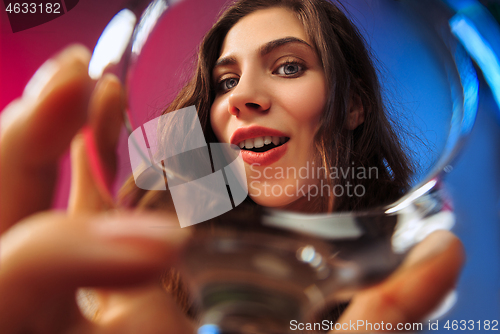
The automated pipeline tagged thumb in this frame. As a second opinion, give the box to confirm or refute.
[0,211,188,332]
[332,231,464,332]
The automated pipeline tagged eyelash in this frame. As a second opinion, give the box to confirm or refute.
[273,60,306,77]
[215,60,307,94]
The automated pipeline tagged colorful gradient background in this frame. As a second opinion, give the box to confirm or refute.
[1,0,499,331]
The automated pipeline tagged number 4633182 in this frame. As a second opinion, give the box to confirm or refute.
[5,3,61,14]
[444,320,498,331]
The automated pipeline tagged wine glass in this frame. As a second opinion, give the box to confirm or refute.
[87,0,479,332]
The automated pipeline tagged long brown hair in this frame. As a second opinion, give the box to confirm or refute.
[119,0,414,318]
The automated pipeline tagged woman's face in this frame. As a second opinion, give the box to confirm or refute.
[210,7,327,208]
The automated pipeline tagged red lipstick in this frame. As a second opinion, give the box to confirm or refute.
[230,125,289,166]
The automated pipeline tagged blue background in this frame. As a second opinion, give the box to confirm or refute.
[347,1,500,329]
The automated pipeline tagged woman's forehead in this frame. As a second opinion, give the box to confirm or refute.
[219,7,310,58]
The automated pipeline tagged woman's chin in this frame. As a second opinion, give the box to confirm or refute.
[247,193,298,209]
[247,191,310,211]
[246,179,322,211]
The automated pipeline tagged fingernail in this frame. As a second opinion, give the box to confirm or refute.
[92,213,190,246]
[23,44,91,101]
[56,44,91,65]
[90,73,123,114]
[23,59,60,101]
[0,99,25,133]
[96,73,121,91]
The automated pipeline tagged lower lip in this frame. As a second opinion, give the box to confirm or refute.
[240,142,288,166]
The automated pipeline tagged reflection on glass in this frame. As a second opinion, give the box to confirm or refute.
[88,9,136,80]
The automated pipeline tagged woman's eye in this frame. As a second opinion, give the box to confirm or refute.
[218,77,239,92]
[275,62,303,76]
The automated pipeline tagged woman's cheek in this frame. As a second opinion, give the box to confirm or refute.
[282,75,326,123]
[210,101,231,142]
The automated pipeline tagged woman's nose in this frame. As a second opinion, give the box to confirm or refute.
[227,74,271,117]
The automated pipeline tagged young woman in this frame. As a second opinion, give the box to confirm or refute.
[0,0,464,333]
[123,0,413,215]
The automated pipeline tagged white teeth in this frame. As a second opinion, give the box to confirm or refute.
[238,136,288,149]
[245,138,254,149]
[254,137,264,148]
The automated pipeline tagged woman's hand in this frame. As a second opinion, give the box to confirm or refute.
[332,230,465,332]
[0,45,194,334]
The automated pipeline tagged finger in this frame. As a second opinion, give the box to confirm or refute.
[95,284,195,334]
[0,45,93,232]
[332,231,464,332]
[69,74,124,213]
[0,211,188,332]
[89,74,124,174]
[69,133,110,213]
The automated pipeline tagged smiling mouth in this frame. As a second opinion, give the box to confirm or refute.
[238,136,290,152]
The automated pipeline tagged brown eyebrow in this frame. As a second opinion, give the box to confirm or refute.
[259,36,312,56]
[213,37,313,70]
[214,56,238,69]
